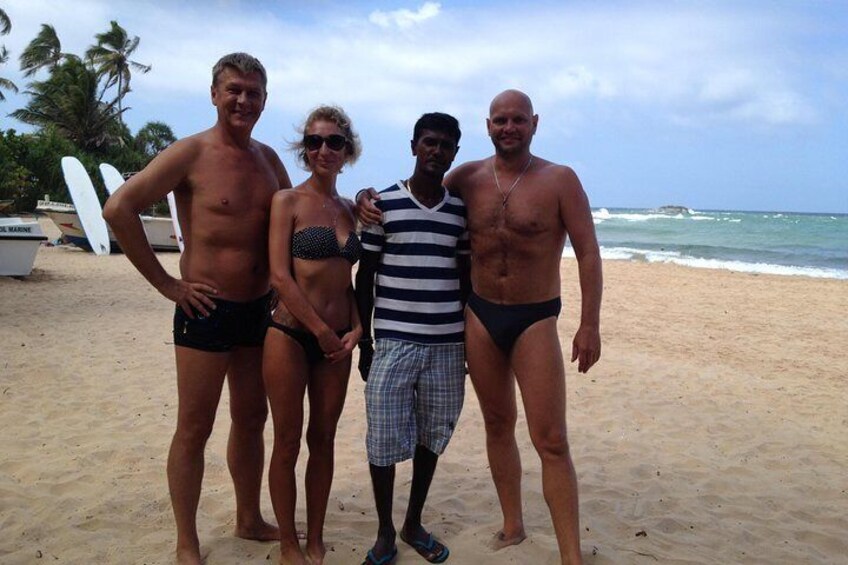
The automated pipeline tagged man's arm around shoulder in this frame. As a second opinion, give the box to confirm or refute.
[444,161,478,199]
[355,187,383,226]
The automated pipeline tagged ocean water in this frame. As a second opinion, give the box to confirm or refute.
[563,208,848,280]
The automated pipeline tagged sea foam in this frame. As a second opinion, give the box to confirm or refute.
[566,246,848,279]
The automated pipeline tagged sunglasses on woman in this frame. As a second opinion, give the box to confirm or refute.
[303,134,348,152]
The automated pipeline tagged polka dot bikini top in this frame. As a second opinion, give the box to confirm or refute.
[291,226,361,265]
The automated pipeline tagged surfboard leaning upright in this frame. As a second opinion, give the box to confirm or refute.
[60,156,111,255]
[99,162,184,253]
[165,191,184,252]
[99,163,126,196]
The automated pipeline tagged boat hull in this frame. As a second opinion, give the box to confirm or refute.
[0,218,48,276]
[37,201,180,252]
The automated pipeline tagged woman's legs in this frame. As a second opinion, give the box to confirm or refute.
[263,329,309,564]
[303,357,351,564]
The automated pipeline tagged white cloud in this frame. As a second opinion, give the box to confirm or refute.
[546,66,616,99]
[729,92,815,125]
[0,0,833,134]
[369,2,441,29]
[693,69,815,125]
[2,0,844,210]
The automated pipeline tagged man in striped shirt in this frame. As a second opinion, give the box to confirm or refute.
[355,113,470,564]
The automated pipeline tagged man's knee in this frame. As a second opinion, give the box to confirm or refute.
[173,418,216,449]
[230,388,268,434]
[231,403,268,435]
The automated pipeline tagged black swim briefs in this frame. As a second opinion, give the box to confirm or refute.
[173,292,271,352]
[467,291,562,353]
[267,320,350,365]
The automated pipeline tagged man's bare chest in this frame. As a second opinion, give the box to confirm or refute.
[188,167,276,217]
[466,189,559,239]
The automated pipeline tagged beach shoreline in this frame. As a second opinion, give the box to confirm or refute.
[1,242,846,564]
[589,207,848,280]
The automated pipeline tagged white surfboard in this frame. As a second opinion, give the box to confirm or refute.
[60,156,110,255]
[100,162,184,252]
[166,191,185,252]
[99,163,126,196]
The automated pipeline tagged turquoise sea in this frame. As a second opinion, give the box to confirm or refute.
[565,208,848,280]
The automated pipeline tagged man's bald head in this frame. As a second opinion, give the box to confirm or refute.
[489,89,534,117]
[487,89,538,156]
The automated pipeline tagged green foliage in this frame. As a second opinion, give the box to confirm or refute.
[0,8,10,35]
[10,57,126,151]
[0,123,173,213]
[0,45,18,101]
[0,132,33,206]
[86,21,151,124]
[135,121,176,156]
[0,9,17,101]
[19,24,64,77]
[0,128,78,212]
[1,18,174,213]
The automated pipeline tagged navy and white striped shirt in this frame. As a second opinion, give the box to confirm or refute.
[361,182,470,344]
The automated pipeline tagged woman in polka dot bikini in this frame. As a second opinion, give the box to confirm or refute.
[263,105,363,565]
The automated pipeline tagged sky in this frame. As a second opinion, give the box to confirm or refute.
[1,0,846,213]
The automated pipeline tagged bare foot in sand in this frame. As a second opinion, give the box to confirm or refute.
[278,543,308,565]
[235,518,280,542]
[489,529,527,550]
[305,540,326,565]
[175,546,203,565]
[236,520,308,542]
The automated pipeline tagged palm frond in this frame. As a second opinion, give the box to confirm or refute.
[9,58,126,149]
[86,20,151,125]
[0,8,11,36]
[19,24,64,77]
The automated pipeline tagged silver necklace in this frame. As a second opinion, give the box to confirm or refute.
[312,181,339,227]
[324,196,340,227]
[493,155,533,207]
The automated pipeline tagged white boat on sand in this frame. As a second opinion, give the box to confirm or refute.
[36,197,179,252]
[40,156,181,253]
[0,217,48,276]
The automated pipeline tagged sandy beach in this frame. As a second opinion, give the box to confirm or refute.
[1,221,846,564]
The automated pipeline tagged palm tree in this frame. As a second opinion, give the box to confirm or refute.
[0,8,10,35]
[19,24,64,77]
[0,8,17,102]
[0,46,18,101]
[10,57,125,150]
[85,21,150,124]
[135,121,176,156]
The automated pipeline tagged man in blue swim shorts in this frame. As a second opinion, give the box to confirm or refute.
[355,113,470,565]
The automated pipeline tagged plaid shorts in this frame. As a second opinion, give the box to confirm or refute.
[365,339,466,466]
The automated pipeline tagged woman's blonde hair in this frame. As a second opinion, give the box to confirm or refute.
[290,105,362,170]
